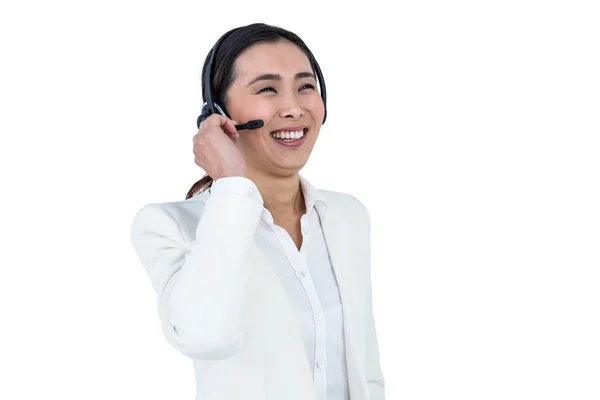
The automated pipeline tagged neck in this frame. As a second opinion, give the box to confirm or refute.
[248,170,305,219]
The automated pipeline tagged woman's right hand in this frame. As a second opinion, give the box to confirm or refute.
[193,114,247,180]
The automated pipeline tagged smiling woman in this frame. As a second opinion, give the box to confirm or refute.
[130,22,385,400]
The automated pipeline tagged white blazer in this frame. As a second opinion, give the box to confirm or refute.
[130,177,385,400]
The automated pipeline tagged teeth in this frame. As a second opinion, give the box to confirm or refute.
[270,130,305,140]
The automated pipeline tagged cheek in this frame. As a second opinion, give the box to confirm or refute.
[238,127,270,150]
[237,97,273,120]
[303,93,325,121]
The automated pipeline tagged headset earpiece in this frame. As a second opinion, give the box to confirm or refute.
[196,102,230,129]
[196,102,210,129]
[196,113,208,129]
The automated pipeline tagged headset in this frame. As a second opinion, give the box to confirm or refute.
[196,27,328,131]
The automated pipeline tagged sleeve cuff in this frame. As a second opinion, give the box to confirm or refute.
[210,176,264,205]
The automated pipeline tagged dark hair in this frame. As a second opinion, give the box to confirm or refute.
[185,23,323,200]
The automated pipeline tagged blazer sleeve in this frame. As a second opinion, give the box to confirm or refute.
[356,198,386,399]
[130,177,263,360]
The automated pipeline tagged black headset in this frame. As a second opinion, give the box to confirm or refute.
[196,27,327,130]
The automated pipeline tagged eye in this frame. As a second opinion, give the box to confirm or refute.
[257,87,277,94]
[300,84,316,91]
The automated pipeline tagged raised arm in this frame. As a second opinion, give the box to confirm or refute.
[130,177,263,360]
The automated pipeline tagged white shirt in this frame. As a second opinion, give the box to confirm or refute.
[209,175,349,400]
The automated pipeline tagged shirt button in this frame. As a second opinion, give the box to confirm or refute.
[316,361,325,369]
[296,270,307,278]
[302,225,309,235]
[314,312,323,321]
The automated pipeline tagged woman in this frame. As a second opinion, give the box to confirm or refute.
[130,22,385,400]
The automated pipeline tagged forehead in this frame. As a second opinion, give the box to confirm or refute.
[234,41,313,82]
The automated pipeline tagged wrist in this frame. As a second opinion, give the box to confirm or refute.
[218,168,247,179]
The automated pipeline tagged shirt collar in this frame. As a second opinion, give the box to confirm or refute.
[299,174,328,219]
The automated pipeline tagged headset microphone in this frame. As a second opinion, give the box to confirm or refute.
[234,120,264,130]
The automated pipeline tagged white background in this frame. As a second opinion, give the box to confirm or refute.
[1,0,599,399]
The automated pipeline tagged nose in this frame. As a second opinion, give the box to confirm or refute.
[278,91,303,119]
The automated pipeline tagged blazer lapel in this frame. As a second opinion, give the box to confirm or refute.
[320,202,370,400]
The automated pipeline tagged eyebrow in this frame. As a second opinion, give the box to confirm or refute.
[247,71,315,86]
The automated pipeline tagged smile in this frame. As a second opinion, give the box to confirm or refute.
[270,128,308,147]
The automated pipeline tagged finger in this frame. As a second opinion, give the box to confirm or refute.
[206,114,239,140]
[221,118,237,135]
[204,113,230,128]
[222,119,240,140]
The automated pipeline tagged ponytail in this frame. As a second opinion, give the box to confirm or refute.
[186,174,213,199]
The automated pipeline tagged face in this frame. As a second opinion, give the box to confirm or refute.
[224,41,325,178]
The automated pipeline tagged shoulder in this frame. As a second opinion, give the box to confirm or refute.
[130,192,208,245]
